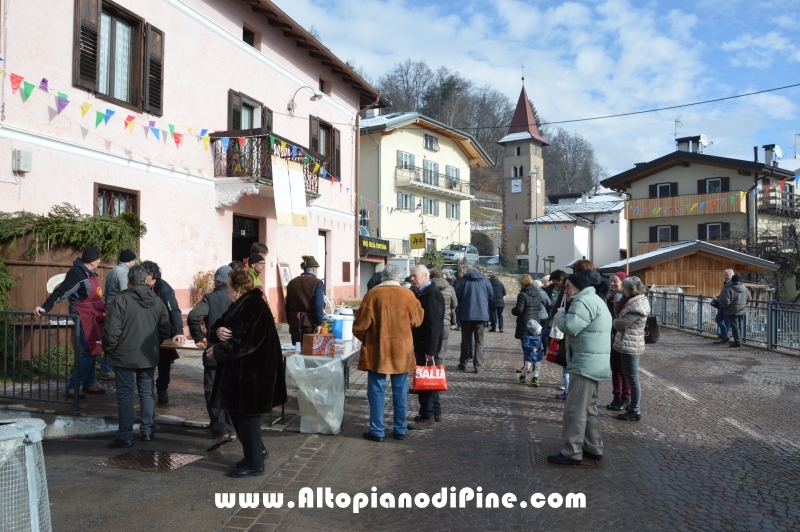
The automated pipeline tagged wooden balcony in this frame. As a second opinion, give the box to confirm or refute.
[627,191,746,220]
[637,239,747,255]
[758,189,800,218]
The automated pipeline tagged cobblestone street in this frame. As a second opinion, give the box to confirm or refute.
[219,327,800,531]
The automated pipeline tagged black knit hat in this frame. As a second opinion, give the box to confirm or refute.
[81,244,101,263]
[248,253,265,265]
[568,269,601,292]
[119,249,136,263]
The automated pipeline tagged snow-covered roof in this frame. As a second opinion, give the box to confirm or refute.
[497,131,536,144]
[778,157,800,174]
[524,212,593,224]
[597,240,778,273]
[546,200,625,215]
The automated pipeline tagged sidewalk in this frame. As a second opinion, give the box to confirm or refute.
[215,326,800,531]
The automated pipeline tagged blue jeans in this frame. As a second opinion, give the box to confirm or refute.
[114,366,156,442]
[489,307,504,330]
[100,355,113,373]
[67,332,96,391]
[715,307,731,339]
[367,371,408,438]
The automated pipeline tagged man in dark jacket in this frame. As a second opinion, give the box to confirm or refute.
[712,269,734,343]
[285,256,325,344]
[188,265,236,450]
[103,264,171,447]
[366,270,384,291]
[545,270,566,306]
[34,244,106,398]
[456,267,493,373]
[408,266,445,430]
[720,274,750,348]
[488,275,507,332]
[99,248,137,381]
[142,260,186,404]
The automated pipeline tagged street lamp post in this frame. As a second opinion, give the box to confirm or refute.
[530,167,540,277]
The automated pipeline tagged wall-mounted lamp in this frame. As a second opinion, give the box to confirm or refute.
[287,86,323,115]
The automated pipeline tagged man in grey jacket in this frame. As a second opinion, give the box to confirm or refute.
[188,265,236,450]
[720,274,750,348]
[99,249,137,380]
[103,264,171,448]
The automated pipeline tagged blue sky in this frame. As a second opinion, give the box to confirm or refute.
[280,0,800,175]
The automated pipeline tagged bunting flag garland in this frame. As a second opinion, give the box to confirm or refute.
[237,137,246,150]
[168,124,175,137]
[202,135,210,150]
[200,129,208,138]
[80,101,92,117]
[152,128,161,141]
[95,110,105,128]
[103,109,114,125]
[221,137,229,151]
[9,73,22,93]
[38,78,49,92]
[187,127,192,135]
[21,81,34,101]
[56,93,69,114]
[173,132,182,148]
[124,115,135,131]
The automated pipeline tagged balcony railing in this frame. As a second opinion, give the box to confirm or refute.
[627,191,746,220]
[395,166,472,197]
[758,189,800,218]
[637,239,747,255]
[211,130,321,195]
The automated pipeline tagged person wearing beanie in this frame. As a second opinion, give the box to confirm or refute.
[188,264,237,449]
[98,249,139,380]
[247,253,267,302]
[34,244,108,398]
[719,273,751,348]
[519,319,543,386]
[285,255,325,344]
[605,271,630,411]
[548,269,612,466]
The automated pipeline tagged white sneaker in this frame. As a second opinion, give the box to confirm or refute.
[558,385,566,391]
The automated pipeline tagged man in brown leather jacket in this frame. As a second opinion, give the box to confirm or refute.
[285,255,325,344]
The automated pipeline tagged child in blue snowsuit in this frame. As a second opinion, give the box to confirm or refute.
[519,319,542,386]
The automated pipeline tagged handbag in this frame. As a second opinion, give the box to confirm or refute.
[546,339,560,363]
[555,340,568,368]
[644,316,660,344]
[412,361,448,392]
[549,298,566,340]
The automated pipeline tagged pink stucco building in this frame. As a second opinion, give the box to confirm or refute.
[0,0,385,319]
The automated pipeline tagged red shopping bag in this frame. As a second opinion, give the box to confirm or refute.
[546,339,560,364]
[412,363,448,392]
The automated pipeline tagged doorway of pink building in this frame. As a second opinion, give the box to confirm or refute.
[317,230,328,294]
[232,215,259,263]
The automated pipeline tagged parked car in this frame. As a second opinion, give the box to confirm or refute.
[441,244,479,266]
[359,226,370,237]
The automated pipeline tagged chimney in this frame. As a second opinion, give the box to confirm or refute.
[676,135,701,153]
[676,138,690,152]
[581,193,589,204]
[763,144,775,167]
[754,146,759,162]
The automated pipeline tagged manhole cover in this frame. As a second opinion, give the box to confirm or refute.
[99,450,203,473]
[529,443,603,470]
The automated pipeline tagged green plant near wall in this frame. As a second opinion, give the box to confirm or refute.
[0,203,147,311]
[421,250,446,270]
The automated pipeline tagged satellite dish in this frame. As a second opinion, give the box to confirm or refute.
[699,134,710,147]
[774,145,783,159]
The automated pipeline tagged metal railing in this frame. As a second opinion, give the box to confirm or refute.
[648,292,800,352]
[395,166,472,195]
[636,239,747,255]
[1,311,81,410]
[211,134,320,195]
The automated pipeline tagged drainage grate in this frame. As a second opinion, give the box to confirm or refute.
[529,443,604,470]
[99,450,203,473]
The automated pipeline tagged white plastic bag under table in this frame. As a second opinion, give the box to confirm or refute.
[0,418,52,532]
[286,355,345,435]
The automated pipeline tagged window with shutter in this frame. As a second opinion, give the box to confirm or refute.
[705,178,722,194]
[656,226,672,242]
[228,90,242,130]
[262,107,273,133]
[74,1,147,109]
[707,223,722,240]
[656,183,671,197]
[74,0,101,92]
[334,128,341,178]
[144,24,164,116]
[309,116,320,152]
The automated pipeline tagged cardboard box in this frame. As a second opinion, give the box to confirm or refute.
[302,334,335,357]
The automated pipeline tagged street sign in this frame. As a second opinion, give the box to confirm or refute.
[410,233,426,250]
